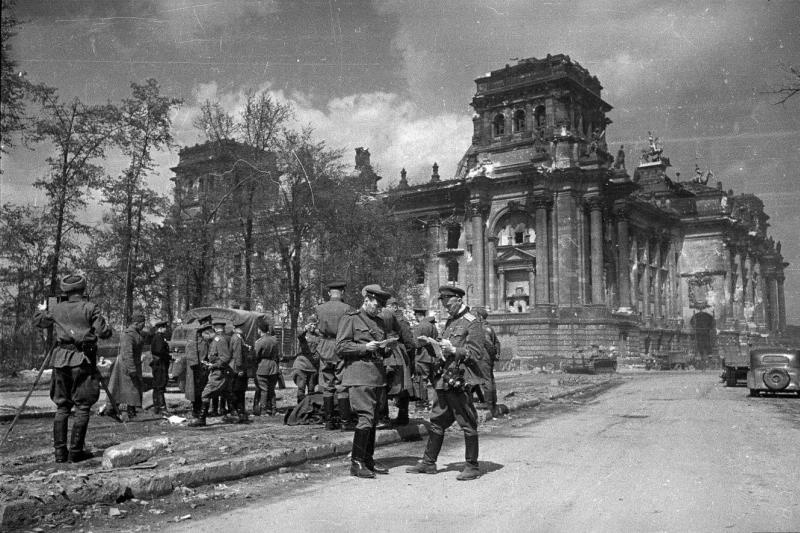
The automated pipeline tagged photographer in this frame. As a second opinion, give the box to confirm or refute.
[335,284,394,479]
[407,285,489,481]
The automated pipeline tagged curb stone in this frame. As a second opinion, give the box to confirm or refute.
[1,379,614,528]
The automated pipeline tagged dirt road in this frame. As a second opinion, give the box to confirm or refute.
[169,372,799,533]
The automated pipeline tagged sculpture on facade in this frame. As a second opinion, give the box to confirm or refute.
[613,145,626,170]
[640,131,669,165]
[693,163,713,184]
[467,157,495,178]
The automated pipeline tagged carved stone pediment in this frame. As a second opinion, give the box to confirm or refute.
[496,246,536,264]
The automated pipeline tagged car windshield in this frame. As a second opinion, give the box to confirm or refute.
[761,355,790,365]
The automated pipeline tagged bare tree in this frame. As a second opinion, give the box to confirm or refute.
[763,64,800,104]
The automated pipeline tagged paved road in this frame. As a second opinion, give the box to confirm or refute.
[171,373,799,533]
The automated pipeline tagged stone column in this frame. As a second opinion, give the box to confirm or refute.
[470,202,486,307]
[734,250,745,321]
[768,276,779,332]
[641,236,650,318]
[588,197,604,305]
[427,219,441,308]
[630,231,639,312]
[487,236,497,311]
[743,253,754,323]
[534,197,551,305]
[777,275,786,331]
[498,269,506,312]
[615,207,631,310]
[556,190,578,306]
[654,238,663,320]
[528,267,536,306]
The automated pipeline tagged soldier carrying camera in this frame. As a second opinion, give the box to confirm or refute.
[33,274,113,463]
[407,285,490,481]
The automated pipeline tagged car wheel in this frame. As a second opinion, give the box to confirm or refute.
[763,368,790,391]
[749,388,759,398]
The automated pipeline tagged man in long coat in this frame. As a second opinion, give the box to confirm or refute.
[107,312,146,419]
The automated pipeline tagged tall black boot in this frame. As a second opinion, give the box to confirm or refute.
[350,428,375,478]
[53,413,69,463]
[68,409,93,463]
[338,397,356,431]
[406,430,444,474]
[324,396,339,430]
[364,426,388,474]
[188,401,209,427]
[457,434,481,481]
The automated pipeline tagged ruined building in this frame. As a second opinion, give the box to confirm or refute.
[387,54,789,364]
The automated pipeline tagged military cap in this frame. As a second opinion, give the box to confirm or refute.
[325,280,347,290]
[197,324,214,334]
[154,319,169,328]
[131,312,146,323]
[386,296,398,306]
[60,274,86,293]
[233,316,247,328]
[473,306,488,319]
[212,318,227,326]
[256,316,271,333]
[361,284,391,304]
[198,314,213,325]
[438,285,465,299]
[412,307,428,315]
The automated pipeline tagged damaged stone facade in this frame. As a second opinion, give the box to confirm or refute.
[387,54,789,365]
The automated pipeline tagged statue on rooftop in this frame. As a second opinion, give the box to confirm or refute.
[613,145,626,170]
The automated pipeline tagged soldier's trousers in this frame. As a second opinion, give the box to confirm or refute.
[201,369,232,403]
[191,367,209,412]
[320,362,348,400]
[255,373,279,412]
[348,385,380,430]
[429,388,478,438]
[293,370,318,403]
[413,361,432,403]
[51,364,100,451]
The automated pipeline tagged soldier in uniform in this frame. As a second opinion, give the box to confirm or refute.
[407,285,490,481]
[253,316,280,415]
[149,319,171,415]
[293,320,320,405]
[335,284,394,478]
[315,280,354,430]
[188,324,234,426]
[473,307,500,417]
[229,317,251,423]
[107,312,146,419]
[34,274,113,462]
[412,308,438,411]
[184,314,212,422]
[209,319,229,417]
[380,297,417,427]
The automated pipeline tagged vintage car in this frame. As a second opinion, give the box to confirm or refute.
[746,348,800,397]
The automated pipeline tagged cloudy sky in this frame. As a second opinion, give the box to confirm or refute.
[2,0,799,322]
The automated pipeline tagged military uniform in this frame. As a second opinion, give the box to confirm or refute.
[107,321,146,415]
[336,284,393,478]
[315,283,354,429]
[379,304,417,426]
[149,321,171,414]
[229,325,250,422]
[293,329,320,404]
[253,327,280,415]
[33,274,112,463]
[475,308,500,415]
[412,313,438,408]
[184,317,212,419]
[408,286,489,481]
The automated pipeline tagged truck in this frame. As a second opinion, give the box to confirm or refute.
[720,335,751,387]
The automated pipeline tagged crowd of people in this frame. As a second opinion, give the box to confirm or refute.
[34,273,501,481]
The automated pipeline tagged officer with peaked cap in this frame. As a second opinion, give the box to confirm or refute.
[407,285,490,481]
[149,319,171,414]
[315,280,355,430]
[336,284,394,478]
[253,315,280,416]
[209,318,230,417]
[33,274,113,462]
[380,296,417,427]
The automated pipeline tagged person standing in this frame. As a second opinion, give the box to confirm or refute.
[253,317,280,416]
[107,312,147,419]
[149,319,171,415]
[229,317,250,423]
[187,324,215,427]
[381,297,417,427]
[209,319,229,417]
[185,314,212,424]
[33,274,113,463]
[473,307,500,417]
[293,321,320,405]
[407,285,490,481]
[336,284,393,478]
[315,280,354,430]
[411,308,438,411]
